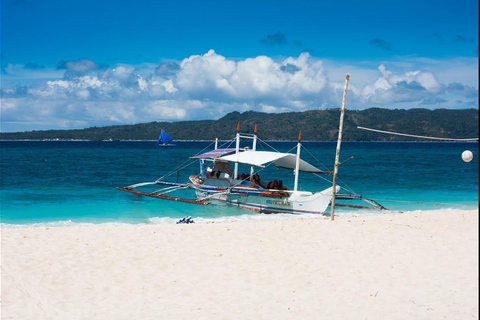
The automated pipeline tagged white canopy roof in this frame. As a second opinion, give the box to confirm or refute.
[219,150,325,173]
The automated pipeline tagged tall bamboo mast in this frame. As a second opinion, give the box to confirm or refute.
[331,74,350,220]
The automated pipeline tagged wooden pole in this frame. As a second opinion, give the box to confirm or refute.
[331,74,350,221]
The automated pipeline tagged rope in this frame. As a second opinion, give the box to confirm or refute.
[154,138,240,191]
[155,157,198,182]
[256,138,281,153]
[299,143,361,195]
[362,198,447,207]
[155,139,221,182]
[357,126,479,141]
[302,145,333,173]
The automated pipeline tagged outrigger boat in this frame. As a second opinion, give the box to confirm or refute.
[117,123,386,215]
[117,75,387,216]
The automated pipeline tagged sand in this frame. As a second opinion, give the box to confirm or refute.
[1,210,478,319]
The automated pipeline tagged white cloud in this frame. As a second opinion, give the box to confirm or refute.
[162,80,177,94]
[137,78,148,92]
[111,65,135,82]
[0,51,478,132]
[76,89,90,99]
[48,80,70,89]
[176,49,236,98]
[259,103,291,113]
[79,76,104,88]
[59,58,99,76]
[144,100,189,120]
[358,64,452,104]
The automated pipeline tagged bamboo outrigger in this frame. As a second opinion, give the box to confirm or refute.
[116,186,210,205]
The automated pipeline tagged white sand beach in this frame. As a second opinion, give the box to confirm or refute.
[1,209,478,319]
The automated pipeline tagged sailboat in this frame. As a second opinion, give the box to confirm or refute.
[157,129,175,147]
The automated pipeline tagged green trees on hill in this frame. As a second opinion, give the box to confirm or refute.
[1,108,478,141]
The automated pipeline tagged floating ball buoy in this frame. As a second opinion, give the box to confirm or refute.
[462,150,473,162]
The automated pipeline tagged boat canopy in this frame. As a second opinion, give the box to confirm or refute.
[219,150,326,173]
[192,148,237,159]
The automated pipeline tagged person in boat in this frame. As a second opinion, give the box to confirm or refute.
[208,170,221,179]
[277,180,287,190]
[250,173,261,188]
[240,173,247,180]
[267,180,278,190]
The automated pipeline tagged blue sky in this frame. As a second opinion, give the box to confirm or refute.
[1,0,478,132]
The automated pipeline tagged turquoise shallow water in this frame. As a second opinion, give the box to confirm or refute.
[1,140,478,225]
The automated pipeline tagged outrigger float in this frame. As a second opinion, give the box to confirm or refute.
[117,75,387,216]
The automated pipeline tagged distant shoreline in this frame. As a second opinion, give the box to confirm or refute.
[1,109,478,142]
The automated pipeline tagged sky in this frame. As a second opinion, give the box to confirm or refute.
[1,0,478,132]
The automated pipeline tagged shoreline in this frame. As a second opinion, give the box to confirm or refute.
[1,207,477,228]
[2,209,478,319]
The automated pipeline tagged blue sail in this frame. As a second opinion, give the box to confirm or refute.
[158,129,174,145]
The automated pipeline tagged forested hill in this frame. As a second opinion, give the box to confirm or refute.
[1,108,478,141]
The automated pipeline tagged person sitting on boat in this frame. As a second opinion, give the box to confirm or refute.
[208,170,221,179]
[277,180,287,190]
[267,180,278,190]
[240,173,247,180]
[250,173,261,188]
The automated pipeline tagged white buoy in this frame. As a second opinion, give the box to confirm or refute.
[462,150,473,162]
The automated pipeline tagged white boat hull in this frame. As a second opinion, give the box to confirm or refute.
[195,185,338,215]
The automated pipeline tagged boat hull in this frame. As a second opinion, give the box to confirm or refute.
[195,186,336,215]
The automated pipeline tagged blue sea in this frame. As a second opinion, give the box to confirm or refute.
[1,140,478,226]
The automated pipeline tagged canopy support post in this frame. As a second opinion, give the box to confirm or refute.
[250,124,258,180]
[234,122,240,179]
[293,130,302,192]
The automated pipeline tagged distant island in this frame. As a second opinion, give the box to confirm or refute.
[1,108,478,141]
